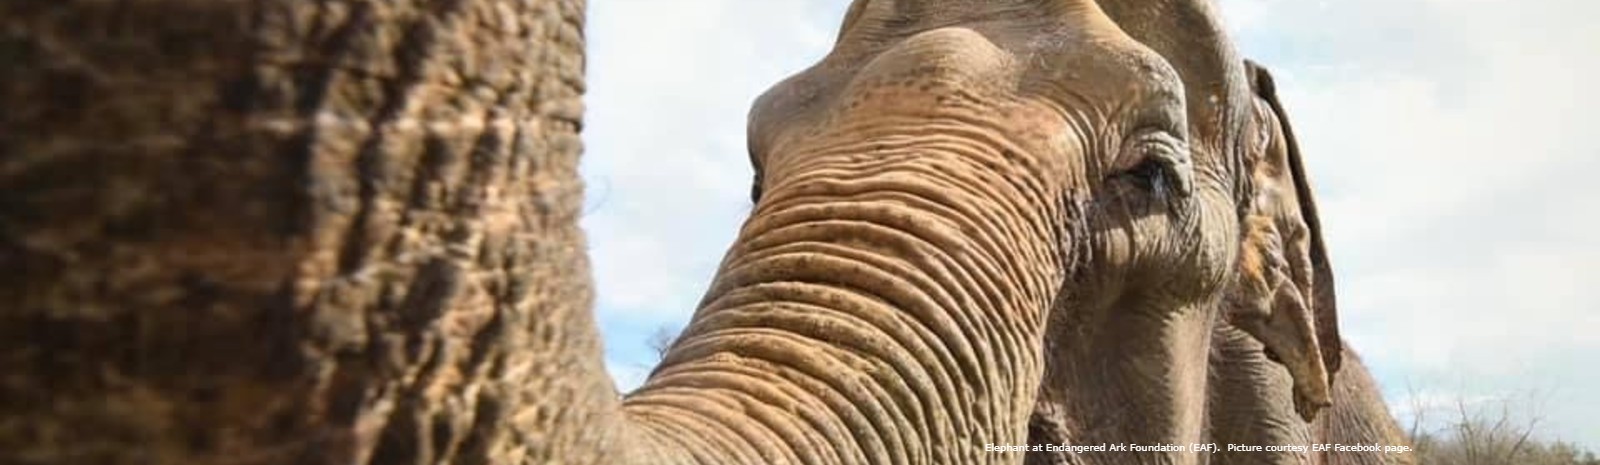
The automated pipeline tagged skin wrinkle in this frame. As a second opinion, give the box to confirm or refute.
[769,166,1053,302]
[701,241,985,417]
[647,158,1076,463]
[704,244,972,425]
[628,393,774,465]
[661,331,915,465]
[638,364,862,465]
[692,280,966,421]
[629,385,806,465]
[726,201,1013,318]
[687,282,960,463]
[679,363,853,465]
[706,250,994,402]
[733,214,1005,319]
[755,146,1063,296]
[756,166,1011,266]
[909,143,1062,269]
[640,372,878,465]
[651,331,904,463]
[723,212,1036,428]
[763,116,1050,199]
[787,163,1049,281]
[691,300,932,441]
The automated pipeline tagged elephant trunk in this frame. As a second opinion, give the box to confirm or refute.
[1206,324,1318,465]
[529,130,1085,464]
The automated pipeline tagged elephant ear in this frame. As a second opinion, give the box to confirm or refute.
[1225,60,1343,421]
[1246,60,1342,379]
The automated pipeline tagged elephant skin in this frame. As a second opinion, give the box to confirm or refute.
[1313,348,1417,465]
[1,1,590,463]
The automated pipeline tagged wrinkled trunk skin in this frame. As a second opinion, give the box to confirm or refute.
[0,1,591,464]
[610,132,1074,464]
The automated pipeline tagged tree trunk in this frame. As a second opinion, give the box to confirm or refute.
[0,1,591,464]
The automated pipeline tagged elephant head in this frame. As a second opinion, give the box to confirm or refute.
[1026,0,1265,459]
[532,1,1254,464]
[1224,60,1342,422]
[1022,0,1347,456]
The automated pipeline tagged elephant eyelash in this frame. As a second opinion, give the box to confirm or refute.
[1121,158,1171,200]
[1111,129,1193,203]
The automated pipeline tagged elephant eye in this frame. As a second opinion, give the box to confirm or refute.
[1112,129,1194,198]
[1123,158,1168,192]
[749,174,764,203]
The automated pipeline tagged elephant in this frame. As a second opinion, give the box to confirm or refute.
[1023,53,1363,465]
[539,1,1273,464]
[3,1,1310,465]
[1205,60,1415,465]
[1021,2,1338,463]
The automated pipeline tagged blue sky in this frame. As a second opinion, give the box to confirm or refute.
[580,0,1600,449]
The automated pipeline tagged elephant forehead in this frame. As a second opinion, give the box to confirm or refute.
[748,5,1191,160]
[842,27,1015,98]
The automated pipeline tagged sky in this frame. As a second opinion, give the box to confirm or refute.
[580,0,1600,449]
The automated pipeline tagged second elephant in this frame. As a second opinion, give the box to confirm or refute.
[1205,61,1416,465]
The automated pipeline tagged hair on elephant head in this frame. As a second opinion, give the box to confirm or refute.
[1224,59,1342,421]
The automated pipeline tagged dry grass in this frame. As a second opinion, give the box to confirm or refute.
[1407,391,1597,465]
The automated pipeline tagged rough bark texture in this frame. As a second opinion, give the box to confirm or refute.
[0,1,591,464]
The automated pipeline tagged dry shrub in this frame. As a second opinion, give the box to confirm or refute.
[1407,390,1597,465]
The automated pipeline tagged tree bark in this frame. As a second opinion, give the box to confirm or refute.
[0,1,591,464]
